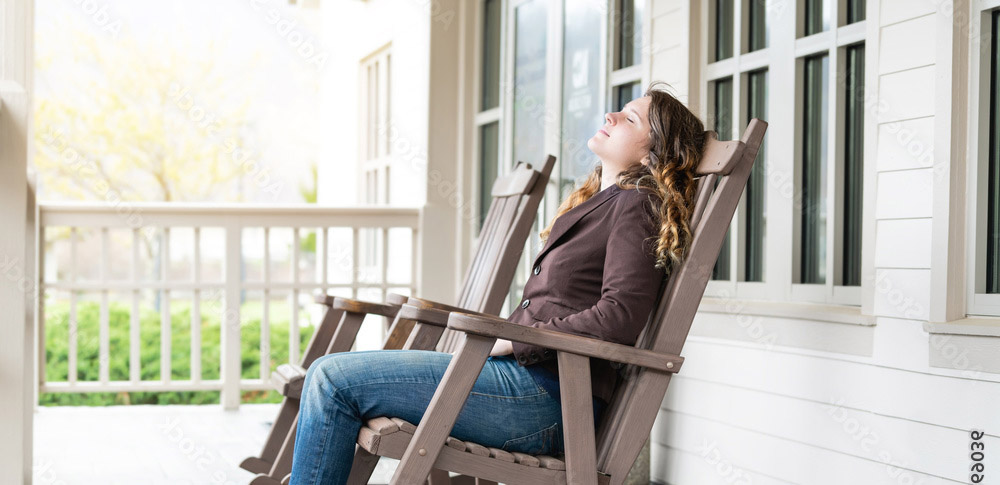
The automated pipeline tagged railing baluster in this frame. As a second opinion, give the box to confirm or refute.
[410,227,419,296]
[290,228,300,365]
[222,224,242,410]
[381,227,389,337]
[192,227,201,383]
[130,229,140,384]
[99,228,109,384]
[321,227,328,295]
[161,228,171,383]
[261,227,270,381]
[352,227,360,299]
[36,207,419,398]
[69,227,78,385]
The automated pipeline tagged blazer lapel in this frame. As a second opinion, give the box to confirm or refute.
[532,185,621,267]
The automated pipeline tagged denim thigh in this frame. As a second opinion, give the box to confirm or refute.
[305,350,565,455]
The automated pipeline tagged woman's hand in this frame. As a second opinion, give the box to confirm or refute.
[489,338,514,357]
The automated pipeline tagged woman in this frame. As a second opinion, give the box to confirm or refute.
[289,82,707,484]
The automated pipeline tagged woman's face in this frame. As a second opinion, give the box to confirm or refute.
[587,95,653,171]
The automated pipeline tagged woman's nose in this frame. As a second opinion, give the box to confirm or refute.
[604,112,614,125]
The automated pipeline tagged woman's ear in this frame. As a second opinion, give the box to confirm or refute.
[640,155,651,167]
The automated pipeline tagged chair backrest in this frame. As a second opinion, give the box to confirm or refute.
[434,155,557,352]
[594,119,768,482]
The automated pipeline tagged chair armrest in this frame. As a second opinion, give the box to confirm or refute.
[405,296,493,317]
[396,304,450,327]
[446,312,683,373]
[332,297,400,318]
[312,293,400,318]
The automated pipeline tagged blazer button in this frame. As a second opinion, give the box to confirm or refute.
[543,349,554,358]
[530,351,539,361]
[533,265,541,275]
[521,299,530,309]
[517,355,528,364]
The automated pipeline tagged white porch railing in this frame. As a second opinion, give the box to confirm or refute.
[37,203,420,409]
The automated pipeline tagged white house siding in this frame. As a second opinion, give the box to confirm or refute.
[648,1,1000,484]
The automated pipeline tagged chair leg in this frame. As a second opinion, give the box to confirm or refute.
[263,414,298,481]
[240,396,301,473]
[345,447,381,485]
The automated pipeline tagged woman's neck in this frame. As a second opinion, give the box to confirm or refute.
[601,169,620,191]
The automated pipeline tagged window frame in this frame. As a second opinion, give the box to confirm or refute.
[968,0,1000,316]
[359,43,392,206]
[702,0,866,306]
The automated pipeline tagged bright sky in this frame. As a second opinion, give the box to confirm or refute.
[34,0,322,203]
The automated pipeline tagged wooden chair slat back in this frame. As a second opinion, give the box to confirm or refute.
[594,119,767,481]
[436,155,557,352]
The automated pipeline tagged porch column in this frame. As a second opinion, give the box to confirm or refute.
[0,0,35,482]
[420,0,465,304]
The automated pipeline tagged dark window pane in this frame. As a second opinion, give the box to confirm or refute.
[846,0,866,24]
[715,0,734,61]
[843,45,864,286]
[478,122,500,233]
[512,0,547,168]
[615,0,643,69]
[613,81,643,112]
[988,10,1000,293]
[748,0,768,52]
[804,0,828,36]
[481,0,502,111]
[745,69,767,282]
[712,78,733,281]
[801,54,829,284]
[561,0,603,183]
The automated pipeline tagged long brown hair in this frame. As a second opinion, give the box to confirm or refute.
[539,82,707,274]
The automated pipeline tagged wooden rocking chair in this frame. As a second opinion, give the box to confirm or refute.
[240,154,557,484]
[337,118,767,485]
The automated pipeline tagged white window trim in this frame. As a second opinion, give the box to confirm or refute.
[359,43,392,205]
[703,0,866,307]
[966,0,1000,317]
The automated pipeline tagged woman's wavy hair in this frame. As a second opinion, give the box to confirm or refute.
[539,81,708,274]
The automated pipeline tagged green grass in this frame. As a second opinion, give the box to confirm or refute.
[40,299,315,406]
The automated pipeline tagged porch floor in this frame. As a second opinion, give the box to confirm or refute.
[33,403,399,484]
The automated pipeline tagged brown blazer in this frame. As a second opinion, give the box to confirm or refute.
[505,182,666,404]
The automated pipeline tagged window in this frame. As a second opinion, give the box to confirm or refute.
[359,44,391,205]
[744,69,768,282]
[989,9,1000,295]
[476,0,503,231]
[704,0,864,305]
[710,77,734,281]
[843,44,864,287]
[970,4,1000,315]
[799,53,828,285]
[706,0,769,287]
[560,0,603,191]
[790,0,865,303]
[488,0,647,314]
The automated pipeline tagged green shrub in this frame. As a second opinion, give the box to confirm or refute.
[40,299,315,406]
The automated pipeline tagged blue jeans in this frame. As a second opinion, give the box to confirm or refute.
[288,350,566,485]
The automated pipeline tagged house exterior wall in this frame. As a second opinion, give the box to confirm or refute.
[648,1,1000,483]
[317,0,1000,481]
